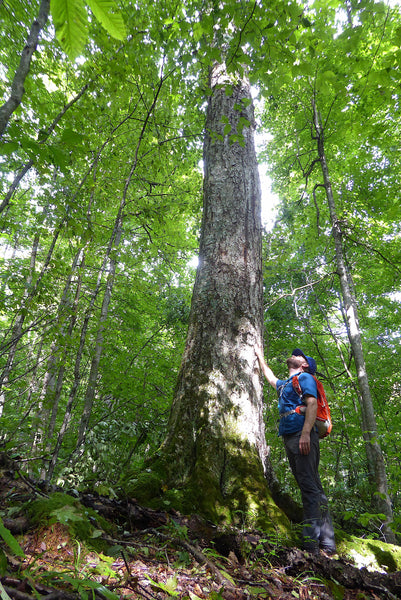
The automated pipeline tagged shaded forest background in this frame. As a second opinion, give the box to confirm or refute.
[1,0,401,546]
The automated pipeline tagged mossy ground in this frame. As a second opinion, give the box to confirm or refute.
[26,492,113,551]
[124,452,294,545]
[1,472,401,599]
[337,530,401,572]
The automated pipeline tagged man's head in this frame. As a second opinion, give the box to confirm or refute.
[289,348,317,375]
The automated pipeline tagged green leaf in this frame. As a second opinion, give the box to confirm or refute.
[292,62,315,78]
[229,133,245,146]
[0,142,19,155]
[49,145,70,167]
[86,0,126,41]
[246,587,269,597]
[90,584,120,600]
[237,116,250,133]
[50,0,88,60]
[0,582,13,600]
[0,550,8,576]
[50,505,84,524]
[60,128,86,146]
[145,574,179,597]
[193,22,204,42]
[0,518,25,558]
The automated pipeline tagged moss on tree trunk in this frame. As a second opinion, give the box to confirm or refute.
[128,65,290,536]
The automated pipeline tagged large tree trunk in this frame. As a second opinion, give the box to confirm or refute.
[312,97,395,543]
[138,65,289,531]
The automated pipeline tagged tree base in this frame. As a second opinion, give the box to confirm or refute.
[122,449,294,541]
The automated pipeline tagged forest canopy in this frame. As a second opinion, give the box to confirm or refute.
[0,0,400,545]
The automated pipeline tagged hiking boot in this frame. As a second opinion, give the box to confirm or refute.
[320,546,337,557]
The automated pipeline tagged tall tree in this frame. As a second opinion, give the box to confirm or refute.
[1,0,401,542]
[259,0,401,540]
[311,96,395,543]
[129,62,290,530]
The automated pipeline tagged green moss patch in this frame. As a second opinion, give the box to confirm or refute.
[337,531,401,572]
[26,492,112,550]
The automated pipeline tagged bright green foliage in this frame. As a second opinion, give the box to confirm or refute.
[0,0,400,542]
[86,0,126,40]
[0,518,25,558]
[0,0,203,489]
[51,0,126,59]
[51,0,89,60]
[257,0,401,534]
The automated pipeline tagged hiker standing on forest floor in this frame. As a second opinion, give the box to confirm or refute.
[256,347,336,555]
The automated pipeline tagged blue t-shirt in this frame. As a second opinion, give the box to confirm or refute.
[276,372,317,436]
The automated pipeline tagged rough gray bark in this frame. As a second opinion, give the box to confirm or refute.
[312,96,395,543]
[0,0,50,138]
[147,65,287,529]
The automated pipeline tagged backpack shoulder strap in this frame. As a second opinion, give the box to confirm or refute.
[292,375,303,398]
[293,373,320,400]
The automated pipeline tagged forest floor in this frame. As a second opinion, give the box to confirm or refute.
[0,466,400,600]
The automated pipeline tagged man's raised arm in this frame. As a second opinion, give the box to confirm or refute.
[255,348,278,389]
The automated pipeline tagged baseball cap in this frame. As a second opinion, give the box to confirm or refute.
[292,348,317,375]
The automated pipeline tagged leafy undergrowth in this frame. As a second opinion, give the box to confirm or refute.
[0,468,400,600]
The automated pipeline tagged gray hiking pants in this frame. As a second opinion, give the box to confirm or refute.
[283,429,336,553]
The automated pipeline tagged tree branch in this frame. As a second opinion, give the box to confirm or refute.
[265,273,333,308]
[226,1,258,70]
[0,82,90,213]
[344,232,401,275]
[0,0,51,138]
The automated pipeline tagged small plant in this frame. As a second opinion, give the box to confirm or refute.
[57,573,120,600]
[165,518,189,540]
[26,492,107,545]
[145,573,179,597]
[38,549,121,600]
[0,516,25,561]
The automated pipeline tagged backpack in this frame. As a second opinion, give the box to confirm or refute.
[292,374,332,439]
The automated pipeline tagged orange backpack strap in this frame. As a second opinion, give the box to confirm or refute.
[292,375,306,415]
[292,374,332,438]
[292,375,303,398]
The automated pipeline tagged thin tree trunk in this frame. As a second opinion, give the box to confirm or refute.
[305,289,359,485]
[312,96,395,543]
[73,66,168,455]
[74,227,122,450]
[0,216,65,403]
[33,248,85,478]
[47,257,99,480]
[0,0,50,138]
[0,233,40,415]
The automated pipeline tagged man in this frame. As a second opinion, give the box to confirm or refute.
[256,347,336,555]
